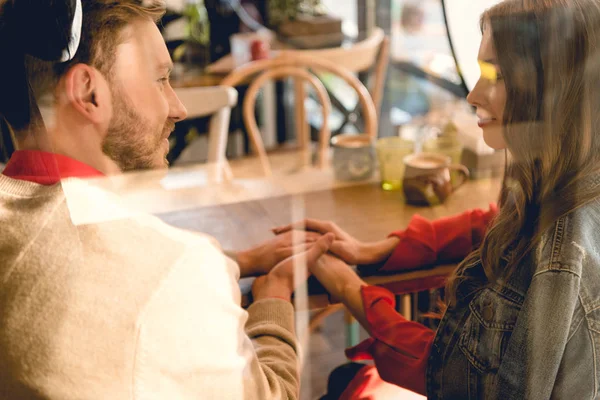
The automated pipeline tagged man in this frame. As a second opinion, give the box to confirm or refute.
[0,0,332,398]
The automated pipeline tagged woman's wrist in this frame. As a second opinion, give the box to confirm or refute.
[339,272,367,300]
[359,237,401,264]
[335,271,369,329]
[311,258,365,302]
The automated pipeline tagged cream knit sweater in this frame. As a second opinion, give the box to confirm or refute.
[0,175,299,399]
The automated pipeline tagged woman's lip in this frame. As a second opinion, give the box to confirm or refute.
[477,118,496,128]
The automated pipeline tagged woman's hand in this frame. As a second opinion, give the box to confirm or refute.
[272,219,400,266]
[235,230,322,277]
[309,253,370,329]
[252,233,335,302]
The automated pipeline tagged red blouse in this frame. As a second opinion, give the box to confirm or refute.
[342,205,498,397]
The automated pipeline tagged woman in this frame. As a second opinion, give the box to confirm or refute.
[276,0,600,398]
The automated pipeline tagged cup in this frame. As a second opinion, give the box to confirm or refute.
[402,152,469,206]
[422,135,464,185]
[230,31,272,68]
[230,33,254,67]
[375,137,415,191]
[331,134,376,181]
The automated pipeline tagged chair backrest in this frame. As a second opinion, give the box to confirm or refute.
[174,86,238,179]
[282,27,385,73]
[279,27,390,115]
[174,86,238,119]
[220,53,378,176]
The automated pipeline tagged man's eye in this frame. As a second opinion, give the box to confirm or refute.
[158,77,169,84]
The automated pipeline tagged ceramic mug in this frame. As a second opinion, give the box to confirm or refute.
[331,134,376,181]
[402,152,469,206]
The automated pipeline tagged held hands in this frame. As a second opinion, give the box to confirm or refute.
[252,233,335,302]
[269,220,372,323]
[246,218,399,305]
[236,230,323,277]
[272,219,400,266]
[272,219,367,265]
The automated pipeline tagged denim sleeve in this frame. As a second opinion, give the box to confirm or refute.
[495,267,581,399]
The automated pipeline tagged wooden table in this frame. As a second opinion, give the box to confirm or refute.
[88,166,498,347]
[156,171,501,309]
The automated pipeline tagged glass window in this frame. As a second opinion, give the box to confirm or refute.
[321,0,358,37]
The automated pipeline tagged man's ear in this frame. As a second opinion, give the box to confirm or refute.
[63,64,111,124]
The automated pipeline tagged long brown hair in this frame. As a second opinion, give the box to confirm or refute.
[446,0,600,306]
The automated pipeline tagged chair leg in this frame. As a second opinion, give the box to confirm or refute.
[308,303,344,333]
[399,294,412,320]
[294,78,309,151]
[308,304,360,348]
[345,309,360,348]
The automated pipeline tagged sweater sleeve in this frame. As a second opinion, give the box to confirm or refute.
[134,241,299,400]
[244,299,299,399]
[345,286,434,396]
[379,204,498,273]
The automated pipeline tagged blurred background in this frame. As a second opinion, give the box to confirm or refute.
[157,0,488,173]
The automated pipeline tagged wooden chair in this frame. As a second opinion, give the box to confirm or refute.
[172,86,238,179]
[219,53,378,176]
[281,27,390,142]
[284,27,390,110]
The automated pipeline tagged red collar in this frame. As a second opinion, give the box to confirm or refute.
[2,150,104,185]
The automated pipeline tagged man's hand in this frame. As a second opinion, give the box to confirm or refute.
[235,230,322,277]
[272,219,400,265]
[252,233,335,302]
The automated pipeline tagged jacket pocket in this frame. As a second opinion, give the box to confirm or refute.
[458,287,522,373]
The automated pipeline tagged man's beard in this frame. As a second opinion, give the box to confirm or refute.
[102,91,175,172]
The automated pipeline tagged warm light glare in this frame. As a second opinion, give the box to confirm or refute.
[478,60,498,83]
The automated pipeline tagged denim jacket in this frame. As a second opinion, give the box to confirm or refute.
[427,199,600,399]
